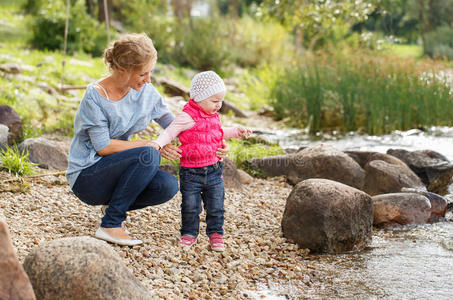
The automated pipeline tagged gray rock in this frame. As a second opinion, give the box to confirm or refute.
[345,151,408,169]
[387,149,453,194]
[400,188,448,221]
[0,124,8,151]
[237,169,253,184]
[223,157,242,189]
[282,178,373,253]
[0,218,36,300]
[363,160,424,196]
[0,63,21,74]
[248,155,291,177]
[0,105,22,144]
[287,144,365,189]
[23,236,152,300]
[18,137,69,170]
[372,193,432,227]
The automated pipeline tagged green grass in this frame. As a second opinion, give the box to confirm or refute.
[227,138,284,174]
[387,44,423,58]
[270,50,453,135]
[1,146,35,176]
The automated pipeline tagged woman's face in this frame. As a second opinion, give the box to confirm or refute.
[197,92,225,115]
[125,60,155,91]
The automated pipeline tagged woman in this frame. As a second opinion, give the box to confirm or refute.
[66,33,228,246]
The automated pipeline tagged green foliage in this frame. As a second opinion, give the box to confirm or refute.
[227,138,284,172]
[0,146,35,176]
[423,26,453,60]
[270,50,453,135]
[172,18,231,72]
[229,17,293,68]
[259,0,377,49]
[28,0,112,56]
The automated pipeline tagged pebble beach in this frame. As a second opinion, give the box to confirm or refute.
[0,171,337,299]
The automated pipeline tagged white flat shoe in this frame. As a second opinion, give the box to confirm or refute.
[100,205,130,234]
[94,227,142,246]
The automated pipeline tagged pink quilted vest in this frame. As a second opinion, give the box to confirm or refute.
[179,99,224,168]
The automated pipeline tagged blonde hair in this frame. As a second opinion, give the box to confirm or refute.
[103,33,157,71]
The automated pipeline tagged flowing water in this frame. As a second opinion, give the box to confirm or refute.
[254,126,453,299]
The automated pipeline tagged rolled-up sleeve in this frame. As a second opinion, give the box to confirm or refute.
[150,94,175,129]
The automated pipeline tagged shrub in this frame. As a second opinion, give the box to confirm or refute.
[228,17,293,68]
[423,26,453,60]
[171,18,231,72]
[1,146,35,176]
[28,0,111,56]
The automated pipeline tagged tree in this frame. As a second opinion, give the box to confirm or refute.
[259,0,377,50]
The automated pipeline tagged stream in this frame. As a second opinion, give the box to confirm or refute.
[253,126,453,299]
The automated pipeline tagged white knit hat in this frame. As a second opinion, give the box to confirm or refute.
[189,71,226,102]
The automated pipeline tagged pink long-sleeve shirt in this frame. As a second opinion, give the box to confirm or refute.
[154,111,243,148]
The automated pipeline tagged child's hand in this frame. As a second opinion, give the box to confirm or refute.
[238,127,252,139]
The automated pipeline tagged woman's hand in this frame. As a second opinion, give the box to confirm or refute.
[160,144,182,161]
[216,140,230,159]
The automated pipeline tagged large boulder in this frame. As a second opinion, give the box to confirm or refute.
[287,144,365,189]
[363,160,424,196]
[345,151,409,169]
[372,193,432,227]
[23,237,151,300]
[0,217,36,300]
[222,157,242,189]
[282,178,373,253]
[0,105,22,144]
[387,149,453,194]
[18,137,69,170]
[248,155,291,177]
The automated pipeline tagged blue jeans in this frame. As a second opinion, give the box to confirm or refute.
[179,162,225,237]
[71,147,178,228]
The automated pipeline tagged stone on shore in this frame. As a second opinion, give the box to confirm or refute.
[0,217,36,300]
[18,137,69,171]
[287,144,365,189]
[23,236,152,300]
[282,178,373,253]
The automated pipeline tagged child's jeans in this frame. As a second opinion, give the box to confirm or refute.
[179,162,225,237]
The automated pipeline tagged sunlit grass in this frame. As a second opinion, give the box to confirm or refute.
[387,44,423,58]
[270,49,453,135]
[0,146,35,176]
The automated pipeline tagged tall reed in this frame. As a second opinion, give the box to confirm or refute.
[270,50,453,134]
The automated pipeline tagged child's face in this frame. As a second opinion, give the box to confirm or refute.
[197,92,225,115]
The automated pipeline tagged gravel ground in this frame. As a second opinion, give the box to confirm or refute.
[0,170,337,299]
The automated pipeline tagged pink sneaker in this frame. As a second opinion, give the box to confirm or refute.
[179,235,197,248]
[209,233,225,252]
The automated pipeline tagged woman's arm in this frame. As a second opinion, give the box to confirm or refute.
[97,139,159,156]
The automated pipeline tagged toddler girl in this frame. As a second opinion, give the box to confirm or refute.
[151,71,251,251]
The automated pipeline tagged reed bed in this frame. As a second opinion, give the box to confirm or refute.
[270,50,453,134]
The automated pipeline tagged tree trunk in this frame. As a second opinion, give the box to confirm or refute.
[98,0,113,24]
[85,0,95,17]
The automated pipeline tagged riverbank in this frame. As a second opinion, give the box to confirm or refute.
[0,170,334,299]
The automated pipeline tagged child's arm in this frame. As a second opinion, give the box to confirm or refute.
[223,126,252,140]
[153,112,195,149]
